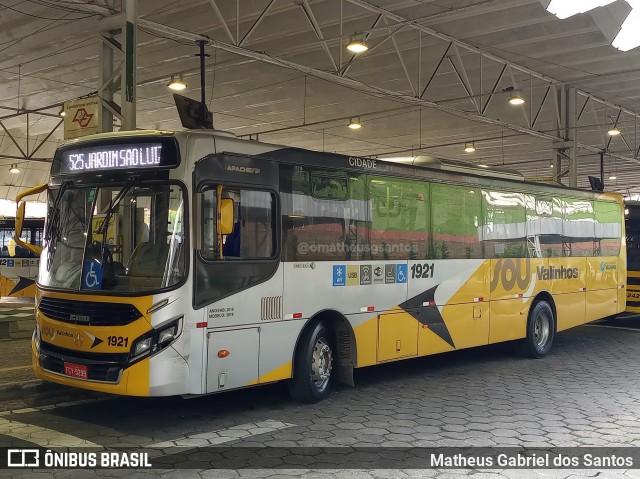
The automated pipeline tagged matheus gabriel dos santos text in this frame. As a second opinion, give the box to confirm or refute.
[431,452,633,468]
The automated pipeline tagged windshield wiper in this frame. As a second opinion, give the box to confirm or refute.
[45,179,72,245]
[98,175,140,237]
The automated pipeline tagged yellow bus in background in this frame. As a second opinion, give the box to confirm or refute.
[0,218,43,298]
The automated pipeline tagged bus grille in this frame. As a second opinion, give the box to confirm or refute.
[38,297,142,326]
[39,342,128,383]
[261,296,282,320]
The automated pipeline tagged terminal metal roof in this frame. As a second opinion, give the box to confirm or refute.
[2,0,640,201]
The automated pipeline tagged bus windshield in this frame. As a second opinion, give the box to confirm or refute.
[39,181,186,294]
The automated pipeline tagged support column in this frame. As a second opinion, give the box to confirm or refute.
[122,0,137,131]
[552,86,565,185]
[568,87,578,187]
[98,33,114,133]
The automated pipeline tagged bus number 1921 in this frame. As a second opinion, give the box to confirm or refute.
[411,263,435,279]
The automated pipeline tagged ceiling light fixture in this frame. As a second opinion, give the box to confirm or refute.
[478,163,489,168]
[608,126,621,136]
[347,117,362,129]
[508,89,525,105]
[59,108,65,117]
[464,141,476,153]
[346,35,368,53]
[609,174,617,180]
[167,74,187,91]
[9,164,20,174]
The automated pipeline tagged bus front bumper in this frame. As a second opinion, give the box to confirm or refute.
[32,336,189,397]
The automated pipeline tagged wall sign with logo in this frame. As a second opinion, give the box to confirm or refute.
[63,96,100,139]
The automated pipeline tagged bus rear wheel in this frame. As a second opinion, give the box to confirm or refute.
[288,321,334,403]
[520,300,555,359]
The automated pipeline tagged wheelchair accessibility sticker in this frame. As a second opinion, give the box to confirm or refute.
[82,259,103,290]
[396,264,407,283]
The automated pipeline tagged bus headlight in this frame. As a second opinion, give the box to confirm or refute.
[129,317,182,364]
[158,323,178,345]
[133,337,153,357]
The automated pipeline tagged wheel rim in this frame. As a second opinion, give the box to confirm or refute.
[533,312,550,349]
[311,337,333,392]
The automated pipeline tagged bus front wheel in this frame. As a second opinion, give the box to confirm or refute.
[288,321,334,403]
[520,300,555,359]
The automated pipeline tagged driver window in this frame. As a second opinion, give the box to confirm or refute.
[201,187,275,260]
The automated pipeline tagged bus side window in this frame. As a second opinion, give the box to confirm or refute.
[201,189,218,259]
[201,187,275,260]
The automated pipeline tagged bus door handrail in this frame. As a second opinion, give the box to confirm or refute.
[14,183,48,256]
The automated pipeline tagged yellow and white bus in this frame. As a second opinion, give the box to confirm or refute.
[17,129,625,402]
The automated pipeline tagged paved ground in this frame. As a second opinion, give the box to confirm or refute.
[0,338,34,385]
[1,322,640,477]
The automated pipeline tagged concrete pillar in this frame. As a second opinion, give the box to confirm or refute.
[122,0,137,131]
[568,87,578,187]
[98,34,114,133]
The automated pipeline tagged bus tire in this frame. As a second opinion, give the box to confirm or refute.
[520,300,555,359]
[288,321,334,403]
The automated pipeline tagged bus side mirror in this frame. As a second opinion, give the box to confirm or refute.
[218,198,234,235]
[15,183,48,256]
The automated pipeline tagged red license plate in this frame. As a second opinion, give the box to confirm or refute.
[63,362,88,380]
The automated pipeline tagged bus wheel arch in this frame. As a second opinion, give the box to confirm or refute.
[288,310,356,403]
[520,292,556,358]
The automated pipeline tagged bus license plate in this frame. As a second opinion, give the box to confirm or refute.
[63,362,88,380]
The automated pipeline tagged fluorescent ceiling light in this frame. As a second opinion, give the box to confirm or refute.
[167,75,187,91]
[508,90,525,105]
[546,0,616,19]
[347,117,362,129]
[346,39,368,53]
[609,174,618,180]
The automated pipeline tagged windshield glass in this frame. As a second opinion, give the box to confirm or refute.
[39,182,186,294]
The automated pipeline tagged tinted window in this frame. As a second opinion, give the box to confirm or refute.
[482,190,526,258]
[564,198,594,257]
[369,177,429,260]
[281,166,369,261]
[431,184,481,259]
[595,200,622,256]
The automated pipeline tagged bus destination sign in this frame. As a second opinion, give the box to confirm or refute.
[59,143,163,173]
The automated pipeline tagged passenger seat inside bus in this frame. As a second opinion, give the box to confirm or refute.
[127,241,169,288]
